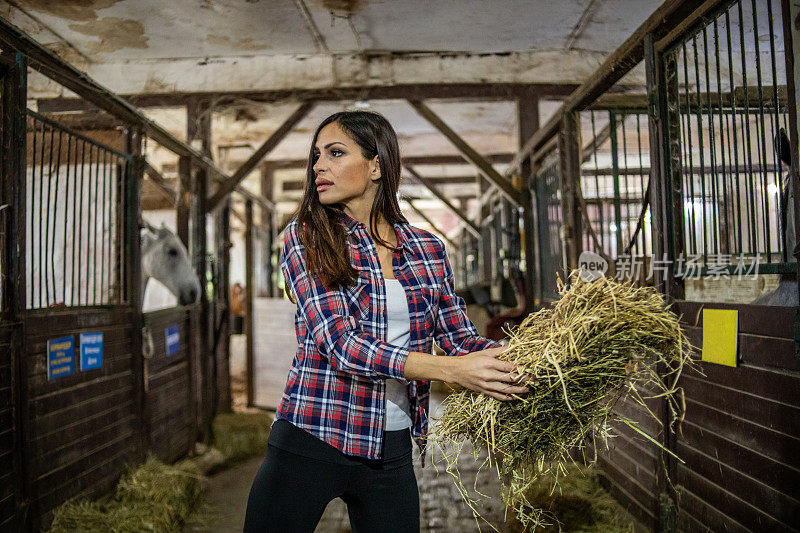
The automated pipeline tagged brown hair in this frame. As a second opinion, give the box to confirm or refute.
[281,110,408,290]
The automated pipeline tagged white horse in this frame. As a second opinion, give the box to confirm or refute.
[752,129,796,306]
[141,221,201,306]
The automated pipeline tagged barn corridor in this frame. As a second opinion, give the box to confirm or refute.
[1,0,798,531]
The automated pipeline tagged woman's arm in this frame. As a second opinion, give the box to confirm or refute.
[403,346,528,401]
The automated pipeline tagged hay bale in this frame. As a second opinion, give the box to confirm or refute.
[431,272,694,530]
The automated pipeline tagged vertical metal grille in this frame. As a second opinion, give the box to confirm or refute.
[533,150,563,300]
[667,0,789,271]
[26,110,130,309]
[580,109,652,269]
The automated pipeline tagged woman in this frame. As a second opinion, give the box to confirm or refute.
[244,110,527,532]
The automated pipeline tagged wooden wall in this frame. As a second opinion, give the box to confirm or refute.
[595,390,664,531]
[22,309,142,531]
[672,301,800,532]
[596,301,800,531]
[143,306,196,463]
[0,323,20,529]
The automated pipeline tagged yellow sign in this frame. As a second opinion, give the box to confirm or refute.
[702,309,738,367]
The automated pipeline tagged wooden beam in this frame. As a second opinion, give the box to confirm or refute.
[518,91,539,313]
[143,162,177,204]
[407,99,523,206]
[207,102,313,210]
[244,199,255,408]
[402,198,460,250]
[233,153,516,172]
[36,83,581,113]
[558,111,583,270]
[403,165,480,238]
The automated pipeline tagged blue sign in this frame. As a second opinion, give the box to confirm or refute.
[80,332,103,371]
[48,336,75,380]
[165,325,180,356]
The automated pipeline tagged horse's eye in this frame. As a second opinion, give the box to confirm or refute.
[168,248,178,257]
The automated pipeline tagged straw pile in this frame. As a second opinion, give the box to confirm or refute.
[432,272,693,531]
[48,456,204,533]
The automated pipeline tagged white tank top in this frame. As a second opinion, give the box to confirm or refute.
[383,278,412,430]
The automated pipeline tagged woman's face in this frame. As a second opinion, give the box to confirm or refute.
[312,122,380,207]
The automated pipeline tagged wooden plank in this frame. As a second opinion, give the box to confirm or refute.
[403,165,481,238]
[682,397,800,468]
[682,362,800,409]
[596,453,659,513]
[28,401,134,455]
[32,430,134,491]
[677,442,799,527]
[683,325,800,371]
[676,463,791,531]
[683,376,800,438]
[207,102,312,210]
[680,420,800,497]
[407,100,522,206]
[30,387,131,437]
[33,444,137,529]
[597,470,658,530]
[29,371,133,416]
[676,486,750,533]
[30,416,136,479]
[673,300,795,339]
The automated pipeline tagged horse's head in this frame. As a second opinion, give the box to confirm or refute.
[141,223,201,306]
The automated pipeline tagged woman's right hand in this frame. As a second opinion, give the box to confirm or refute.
[446,346,530,401]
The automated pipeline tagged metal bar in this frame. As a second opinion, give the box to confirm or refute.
[100,149,109,304]
[76,139,86,305]
[725,7,743,255]
[751,0,772,260]
[44,120,54,304]
[702,26,719,256]
[403,165,481,238]
[28,113,35,307]
[610,112,624,254]
[692,35,708,261]
[738,0,758,255]
[407,99,523,206]
[207,102,313,210]
[766,0,783,260]
[713,18,730,255]
[52,127,62,303]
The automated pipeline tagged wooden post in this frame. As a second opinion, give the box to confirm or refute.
[519,91,539,313]
[783,0,800,314]
[125,126,147,461]
[3,50,28,529]
[176,156,191,246]
[214,198,232,413]
[261,164,275,297]
[244,199,255,407]
[558,111,583,270]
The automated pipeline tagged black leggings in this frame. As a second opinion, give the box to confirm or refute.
[243,420,420,533]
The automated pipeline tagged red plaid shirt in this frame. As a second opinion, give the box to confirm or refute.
[276,211,501,465]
